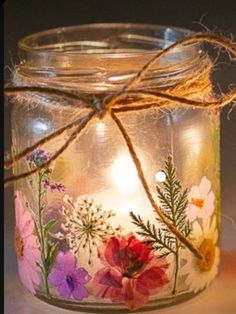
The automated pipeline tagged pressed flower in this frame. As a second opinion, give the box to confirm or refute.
[26,149,65,194]
[56,196,122,264]
[49,251,91,300]
[26,149,51,167]
[15,191,41,294]
[181,216,220,292]
[187,176,215,225]
[93,234,169,311]
[43,180,66,193]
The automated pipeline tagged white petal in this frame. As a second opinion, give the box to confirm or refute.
[187,205,199,222]
[199,176,211,197]
[189,186,201,199]
[204,191,215,213]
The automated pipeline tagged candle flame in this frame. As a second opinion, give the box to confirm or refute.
[110,154,139,193]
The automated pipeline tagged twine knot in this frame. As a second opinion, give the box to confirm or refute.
[92,96,106,119]
[93,94,119,119]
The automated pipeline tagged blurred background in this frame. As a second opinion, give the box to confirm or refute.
[4,0,236,292]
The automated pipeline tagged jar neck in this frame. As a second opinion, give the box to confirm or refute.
[14,23,210,94]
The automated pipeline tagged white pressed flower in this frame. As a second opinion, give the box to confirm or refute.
[187,176,215,225]
[181,216,220,293]
[57,195,122,264]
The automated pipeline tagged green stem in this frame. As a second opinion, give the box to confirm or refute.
[38,172,51,298]
[172,240,179,295]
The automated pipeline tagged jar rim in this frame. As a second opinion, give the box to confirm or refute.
[18,23,198,57]
[16,23,208,93]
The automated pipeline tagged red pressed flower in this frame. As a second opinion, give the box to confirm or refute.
[93,234,169,311]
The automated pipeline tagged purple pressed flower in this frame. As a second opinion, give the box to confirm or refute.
[49,251,91,300]
[43,180,66,193]
[26,149,51,167]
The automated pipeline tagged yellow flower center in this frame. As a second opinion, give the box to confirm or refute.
[191,198,204,208]
[198,239,215,272]
[14,228,24,260]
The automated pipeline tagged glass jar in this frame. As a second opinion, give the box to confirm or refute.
[10,23,220,312]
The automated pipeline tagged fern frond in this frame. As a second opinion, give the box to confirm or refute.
[156,155,191,237]
[130,212,175,254]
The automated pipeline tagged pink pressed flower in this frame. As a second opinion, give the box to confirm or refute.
[93,234,169,311]
[14,192,41,294]
[49,251,91,300]
[43,180,66,193]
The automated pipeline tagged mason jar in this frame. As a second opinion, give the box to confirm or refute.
[10,23,220,312]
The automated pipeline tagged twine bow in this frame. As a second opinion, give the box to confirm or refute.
[4,33,236,260]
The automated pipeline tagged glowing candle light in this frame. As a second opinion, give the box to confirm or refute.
[96,121,106,135]
[110,154,139,193]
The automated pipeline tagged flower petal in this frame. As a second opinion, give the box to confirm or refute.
[58,281,72,299]
[25,234,40,248]
[129,238,151,264]
[74,268,91,285]
[72,284,89,300]
[205,191,215,210]
[188,186,201,200]
[49,268,65,286]
[18,260,36,294]
[24,243,41,270]
[25,261,41,286]
[123,279,148,311]
[104,237,122,267]
[56,251,76,272]
[187,205,199,222]
[136,266,169,295]
[93,267,123,300]
[199,176,211,198]
[21,212,34,238]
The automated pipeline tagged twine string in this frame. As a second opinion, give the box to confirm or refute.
[4,110,96,185]
[123,34,236,91]
[4,115,91,169]
[4,33,236,259]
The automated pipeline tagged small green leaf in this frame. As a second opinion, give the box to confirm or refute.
[44,219,57,236]
[44,242,59,274]
[49,243,59,271]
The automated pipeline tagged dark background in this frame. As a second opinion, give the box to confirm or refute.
[4,0,236,281]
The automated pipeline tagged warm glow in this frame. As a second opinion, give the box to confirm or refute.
[110,154,139,192]
[155,171,166,182]
[182,126,202,156]
[96,121,106,133]
[118,203,135,214]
